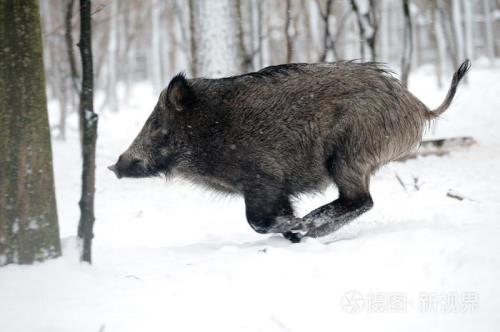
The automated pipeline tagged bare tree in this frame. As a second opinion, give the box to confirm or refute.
[106,0,119,111]
[65,0,80,95]
[237,0,263,71]
[430,0,444,88]
[483,0,495,62]
[451,0,464,66]
[0,0,61,266]
[151,0,164,94]
[37,0,499,114]
[77,0,98,263]
[350,0,378,61]
[401,0,412,88]
[463,0,474,61]
[285,0,293,63]
[434,0,460,73]
[191,0,244,77]
[188,0,198,77]
[256,0,264,68]
[236,0,254,71]
[166,1,179,75]
[317,0,337,62]
[63,0,80,140]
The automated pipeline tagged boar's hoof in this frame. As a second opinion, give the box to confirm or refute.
[283,231,303,243]
[274,217,309,243]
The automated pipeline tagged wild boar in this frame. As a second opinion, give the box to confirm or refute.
[109,60,471,242]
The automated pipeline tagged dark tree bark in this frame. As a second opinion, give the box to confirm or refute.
[318,0,337,62]
[237,0,253,72]
[0,0,61,266]
[256,0,264,68]
[367,0,378,60]
[285,0,292,63]
[400,0,413,88]
[430,0,443,88]
[350,0,378,61]
[65,0,80,95]
[63,0,80,142]
[438,1,459,71]
[77,0,98,263]
[188,0,197,77]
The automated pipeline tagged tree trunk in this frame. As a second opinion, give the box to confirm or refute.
[439,0,459,71]
[318,0,335,62]
[301,0,313,62]
[77,0,98,264]
[381,0,390,62]
[285,0,292,63]
[463,0,474,61]
[350,0,377,61]
[65,0,79,95]
[57,79,68,141]
[151,0,164,94]
[0,0,61,266]
[188,0,198,77]
[191,0,244,77]
[64,0,80,135]
[106,0,118,111]
[430,0,444,88]
[482,0,495,63]
[400,0,412,88]
[166,1,178,76]
[451,0,465,65]
[256,0,264,68]
[236,0,253,72]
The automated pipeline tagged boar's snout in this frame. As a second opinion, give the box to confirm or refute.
[108,153,147,179]
[108,164,120,178]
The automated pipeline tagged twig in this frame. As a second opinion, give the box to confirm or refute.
[395,173,407,191]
[446,191,463,201]
[446,189,468,201]
[44,3,107,37]
[412,175,420,191]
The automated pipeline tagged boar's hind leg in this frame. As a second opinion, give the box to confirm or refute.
[244,187,305,242]
[303,164,374,238]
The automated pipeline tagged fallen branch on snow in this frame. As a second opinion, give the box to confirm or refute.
[398,136,477,161]
[446,189,475,202]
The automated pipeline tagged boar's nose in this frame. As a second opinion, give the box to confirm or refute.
[108,164,122,179]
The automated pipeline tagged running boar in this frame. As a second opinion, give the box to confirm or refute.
[109,60,471,242]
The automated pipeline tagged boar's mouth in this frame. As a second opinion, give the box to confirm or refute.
[135,155,177,178]
[109,154,176,179]
[155,154,177,177]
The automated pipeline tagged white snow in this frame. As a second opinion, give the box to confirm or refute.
[1,63,500,331]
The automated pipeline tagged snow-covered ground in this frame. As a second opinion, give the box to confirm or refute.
[1,62,500,332]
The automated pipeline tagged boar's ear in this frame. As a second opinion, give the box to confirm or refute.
[166,73,193,112]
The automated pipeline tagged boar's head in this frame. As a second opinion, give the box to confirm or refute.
[109,74,193,179]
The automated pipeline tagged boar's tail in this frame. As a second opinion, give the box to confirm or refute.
[427,59,471,119]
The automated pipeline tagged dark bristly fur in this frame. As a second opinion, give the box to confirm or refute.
[109,60,471,242]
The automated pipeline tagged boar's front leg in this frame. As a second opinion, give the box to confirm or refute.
[243,186,306,242]
[302,194,373,238]
[303,163,374,238]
